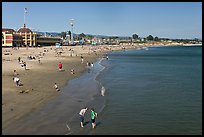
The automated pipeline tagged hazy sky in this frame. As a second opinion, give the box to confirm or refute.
[2,2,202,39]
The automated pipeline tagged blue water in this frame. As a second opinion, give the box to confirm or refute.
[94,46,202,135]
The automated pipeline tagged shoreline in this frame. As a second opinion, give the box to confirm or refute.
[2,44,201,134]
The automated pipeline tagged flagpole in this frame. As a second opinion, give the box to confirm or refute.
[24,8,25,25]
[24,8,27,26]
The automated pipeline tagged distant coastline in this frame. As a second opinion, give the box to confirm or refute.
[182,43,202,46]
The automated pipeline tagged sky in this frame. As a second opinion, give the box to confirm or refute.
[2,2,202,39]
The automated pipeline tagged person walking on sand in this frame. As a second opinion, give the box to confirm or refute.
[53,83,60,92]
[58,62,63,71]
[38,57,41,64]
[13,70,18,77]
[90,108,98,129]
[81,55,84,63]
[18,57,21,63]
[23,62,27,70]
[13,77,20,86]
[79,107,88,128]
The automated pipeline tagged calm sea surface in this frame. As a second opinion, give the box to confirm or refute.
[94,45,202,135]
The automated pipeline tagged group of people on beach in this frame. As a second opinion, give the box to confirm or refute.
[12,57,23,87]
[79,107,98,129]
[13,50,46,87]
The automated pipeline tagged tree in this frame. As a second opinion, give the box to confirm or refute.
[86,35,94,40]
[79,33,86,40]
[132,34,139,39]
[146,35,154,41]
[154,36,159,41]
[68,31,71,36]
[109,36,119,39]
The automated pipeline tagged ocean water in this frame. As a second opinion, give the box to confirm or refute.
[94,46,202,135]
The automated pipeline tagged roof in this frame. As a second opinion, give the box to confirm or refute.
[2,28,16,33]
[17,27,32,33]
[17,24,32,33]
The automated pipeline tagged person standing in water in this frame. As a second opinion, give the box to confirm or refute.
[90,108,98,129]
[79,107,88,128]
[106,55,109,60]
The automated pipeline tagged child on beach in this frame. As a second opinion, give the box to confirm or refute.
[13,70,18,77]
[90,108,98,129]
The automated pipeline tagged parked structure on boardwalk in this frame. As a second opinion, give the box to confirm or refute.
[2,24,61,47]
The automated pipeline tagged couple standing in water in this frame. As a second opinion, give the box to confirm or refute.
[79,107,98,129]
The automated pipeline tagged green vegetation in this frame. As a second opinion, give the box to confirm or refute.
[50,30,202,45]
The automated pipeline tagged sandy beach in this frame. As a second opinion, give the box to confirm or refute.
[2,44,137,132]
[2,43,182,134]
[2,45,104,131]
